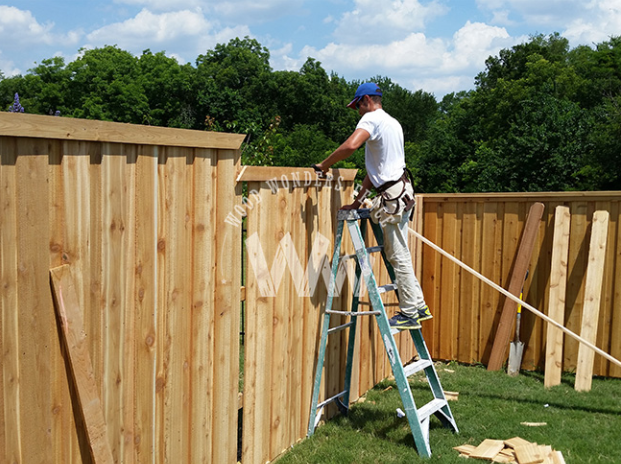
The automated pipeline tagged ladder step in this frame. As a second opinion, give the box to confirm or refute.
[417,398,446,422]
[317,390,347,409]
[326,310,381,317]
[403,359,433,377]
[328,321,354,334]
[341,245,383,261]
[378,283,397,294]
[391,326,422,336]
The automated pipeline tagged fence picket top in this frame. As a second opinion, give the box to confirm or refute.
[419,192,621,202]
[0,112,245,150]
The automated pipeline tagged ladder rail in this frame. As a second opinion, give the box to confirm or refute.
[307,218,345,437]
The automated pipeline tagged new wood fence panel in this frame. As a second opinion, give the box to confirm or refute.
[242,174,357,464]
[0,114,245,464]
[417,193,621,377]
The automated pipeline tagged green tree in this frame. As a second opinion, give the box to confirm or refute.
[138,50,195,128]
[194,36,270,131]
[64,46,149,123]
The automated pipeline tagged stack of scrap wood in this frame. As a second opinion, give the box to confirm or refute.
[453,437,565,463]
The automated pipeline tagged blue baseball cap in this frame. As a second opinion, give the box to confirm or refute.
[347,82,383,109]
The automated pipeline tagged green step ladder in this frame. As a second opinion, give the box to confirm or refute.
[307,208,458,458]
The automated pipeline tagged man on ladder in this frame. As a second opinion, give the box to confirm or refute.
[313,82,431,331]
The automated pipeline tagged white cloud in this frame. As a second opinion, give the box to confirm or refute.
[290,21,517,87]
[113,0,304,23]
[332,0,449,44]
[86,8,250,58]
[0,6,81,49]
[412,75,476,97]
[490,9,515,26]
[213,0,304,22]
[442,21,514,72]
[88,9,211,43]
[563,0,621,45]
[113,0,203,10]
[0,51,19,77]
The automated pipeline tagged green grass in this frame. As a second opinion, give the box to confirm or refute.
[277,363,621,463]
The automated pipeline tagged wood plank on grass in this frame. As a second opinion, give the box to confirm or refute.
[470,439,506,460]
[488,202,545,371]
[504,436,533,449]
[575,210,609,392]
[545,206,571,388]
[50,264,114,464]
[514,443,544,464]
[453,444,476,455]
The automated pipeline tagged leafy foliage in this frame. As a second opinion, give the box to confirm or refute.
[1,33,621,191]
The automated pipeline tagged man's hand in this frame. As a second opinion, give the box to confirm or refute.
[311,164,327,178]
[340,200,361,211]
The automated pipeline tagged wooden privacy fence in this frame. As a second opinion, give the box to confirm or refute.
[416,192,621,379]
[2,112,621,464]
[0,113,245,463]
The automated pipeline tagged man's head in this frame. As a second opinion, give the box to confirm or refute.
[347,82,383,110]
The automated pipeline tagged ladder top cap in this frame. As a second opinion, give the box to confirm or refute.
[338,208,372,221]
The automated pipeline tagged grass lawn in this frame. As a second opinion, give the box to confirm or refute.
[277,362,621,463]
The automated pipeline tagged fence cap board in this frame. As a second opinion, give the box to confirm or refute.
[237,165,358,183]
[418,191,621,202]
[0,112,245,149]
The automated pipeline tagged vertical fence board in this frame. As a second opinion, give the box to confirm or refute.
[439,202,458,360]
[270,185,290,459]
[190,148,216,463]
[242,182,272,464]
[421,200,440,354]
[1,137,22,463]
[212,149,241,464]
[17,148,53,463]
[134,147,157,463]
[565,202,589,370]
[611,204,621,378]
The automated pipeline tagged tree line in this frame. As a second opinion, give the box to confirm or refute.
[1,33,620,192]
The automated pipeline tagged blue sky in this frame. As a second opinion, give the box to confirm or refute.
[1,1,621,97]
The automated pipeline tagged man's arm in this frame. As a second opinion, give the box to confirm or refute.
[314,128,369,174]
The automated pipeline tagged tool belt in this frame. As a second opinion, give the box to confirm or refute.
[374,168,416,219]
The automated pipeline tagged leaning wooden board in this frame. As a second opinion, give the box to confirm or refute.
[50,264,114,464]
[575,211,610,391]
[488,202,545,371]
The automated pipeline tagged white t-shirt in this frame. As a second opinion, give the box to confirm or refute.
[356,108,405,188]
